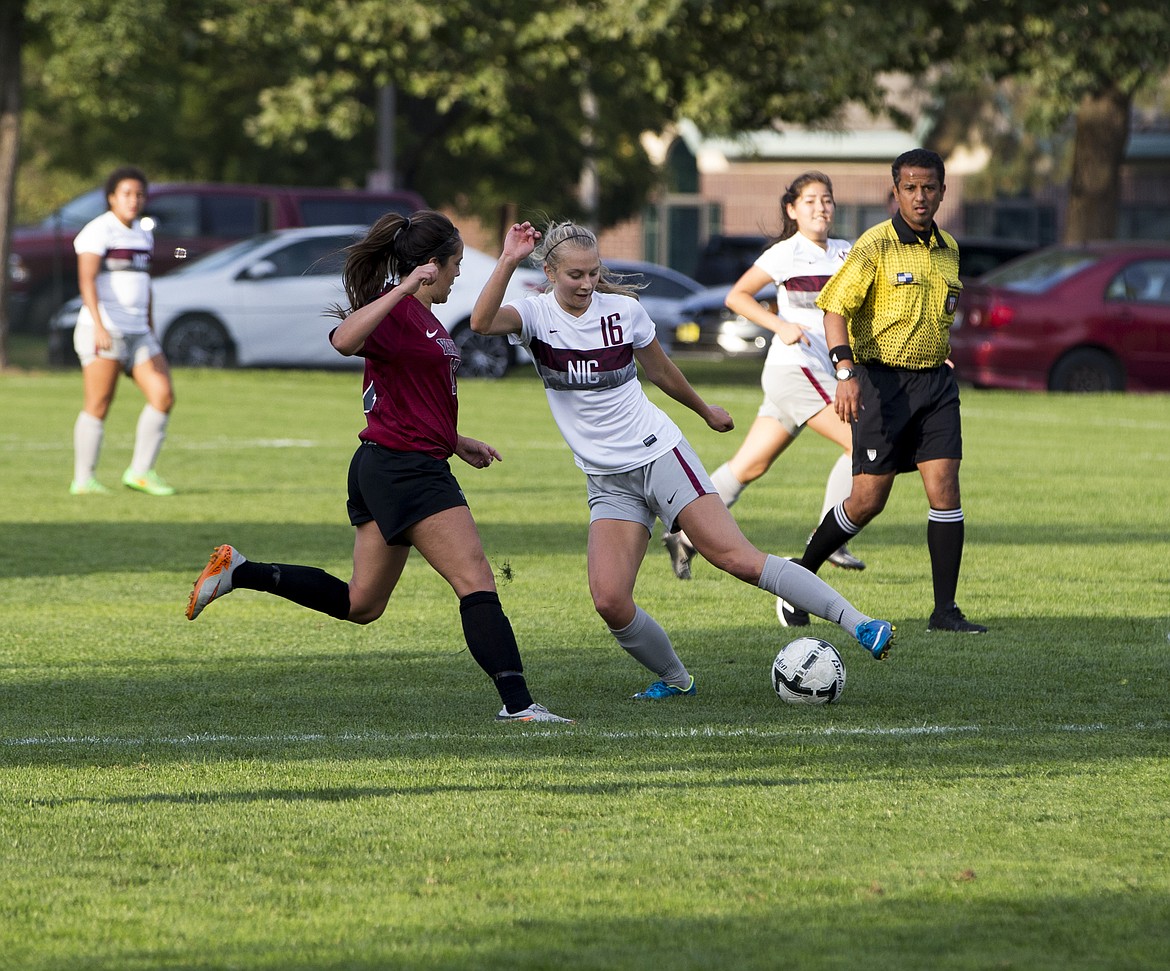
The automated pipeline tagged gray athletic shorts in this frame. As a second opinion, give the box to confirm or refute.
[74,319,163,372]
[756,363,836,436]
[585,438,715,534]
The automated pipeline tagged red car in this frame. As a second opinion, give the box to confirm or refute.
[950,242,1170,392]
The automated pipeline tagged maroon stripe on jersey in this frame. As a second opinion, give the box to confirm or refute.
[103,247,152,271]
[529,337,633,372]
[801,366,833,405]
[671,446,709,496]
[783,274,832,293]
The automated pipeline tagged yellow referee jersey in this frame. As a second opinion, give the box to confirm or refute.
[817,214,963,369]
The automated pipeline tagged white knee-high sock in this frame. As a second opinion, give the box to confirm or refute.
[710,463,746,509]
[130,404,169,474]
[73,411,105,483]
[758,554,868,638]
[820,453,853,520]
[610,606,690,686]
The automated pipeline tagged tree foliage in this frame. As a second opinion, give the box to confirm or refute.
[16,0,967,228]
[10,0,1170,236]
[934,1,1170,240]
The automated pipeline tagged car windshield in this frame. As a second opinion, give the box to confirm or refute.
[980,249,1098,293]
[166,233,282,276]
[43,188,107,229]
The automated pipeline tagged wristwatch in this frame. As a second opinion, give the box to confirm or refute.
[835,366,855,381]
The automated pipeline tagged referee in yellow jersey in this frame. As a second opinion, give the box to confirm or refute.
[778,148,987,634]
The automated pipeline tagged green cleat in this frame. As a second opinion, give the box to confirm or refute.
[122,468,175,496]
[70,478,111,495]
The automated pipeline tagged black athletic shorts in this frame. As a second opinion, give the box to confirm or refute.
[346,441,468,546]
[852,363,962,476]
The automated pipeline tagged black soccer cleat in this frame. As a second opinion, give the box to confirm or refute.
[927,603,988,633]
[776,596,810,628]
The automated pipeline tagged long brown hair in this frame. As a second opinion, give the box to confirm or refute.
[337,209,461,314]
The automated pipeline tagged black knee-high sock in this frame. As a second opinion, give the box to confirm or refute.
[801,503,860,573]
[233,561,351,620]
[459,590,533,713]
[927,509,964,612]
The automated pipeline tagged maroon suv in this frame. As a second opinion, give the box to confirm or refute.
[6,181,426,333]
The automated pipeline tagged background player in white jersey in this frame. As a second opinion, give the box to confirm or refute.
[70,165,175,496]
[472,221,895,701]
[662,172,864,580]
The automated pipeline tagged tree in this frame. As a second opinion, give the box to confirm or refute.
[0,0,24,369]
[939,1,1170,242]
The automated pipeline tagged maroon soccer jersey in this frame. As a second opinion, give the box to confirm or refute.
[357,294,461,458]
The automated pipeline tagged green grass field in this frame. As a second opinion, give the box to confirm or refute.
[1,359,1168,970]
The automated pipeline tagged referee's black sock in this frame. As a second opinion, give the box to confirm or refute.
[801,503,860,574]
[927,509,964,612]
[233,561,351,620]
[459,590,534,713]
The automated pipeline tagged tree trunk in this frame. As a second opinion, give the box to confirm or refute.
[1064,83,1131,244]
[0,1,25,370]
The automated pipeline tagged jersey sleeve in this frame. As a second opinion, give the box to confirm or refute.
[628,297,658,350]
[507,297,538,348]
[754,239,792,284]
[73,217,107,256]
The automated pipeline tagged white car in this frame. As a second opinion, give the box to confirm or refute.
[49,225,546,378]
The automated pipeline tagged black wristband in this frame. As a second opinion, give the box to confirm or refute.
[829,344,853,366]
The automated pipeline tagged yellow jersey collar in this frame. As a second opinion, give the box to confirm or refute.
[892,211,948,248]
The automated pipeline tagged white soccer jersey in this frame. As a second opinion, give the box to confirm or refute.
[73,210,153,335]
[508,290,682,474]
[755,233,851,373]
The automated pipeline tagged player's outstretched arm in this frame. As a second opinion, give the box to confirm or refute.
[635,340,734,433]
[471,222,540,337]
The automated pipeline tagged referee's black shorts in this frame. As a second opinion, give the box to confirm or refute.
[346,441,468,546]
[852,363,962,476]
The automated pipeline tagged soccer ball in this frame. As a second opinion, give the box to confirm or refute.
[772,636,846,705]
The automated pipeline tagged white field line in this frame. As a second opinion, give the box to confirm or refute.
[1,438,570,453]
[3,721,1166,751]
[0,438,322,452]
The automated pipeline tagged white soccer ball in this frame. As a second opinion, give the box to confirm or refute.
[772,636,846,705]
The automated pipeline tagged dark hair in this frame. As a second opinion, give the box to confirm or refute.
[537,221,643,298]
[339,209,461,312]
[892,149,945,185]
[104,165,148,200]
[777,171,834,241]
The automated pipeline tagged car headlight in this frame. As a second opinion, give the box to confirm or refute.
[7,253,28,284]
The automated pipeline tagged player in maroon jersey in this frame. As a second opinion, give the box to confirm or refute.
[185,210,571,723]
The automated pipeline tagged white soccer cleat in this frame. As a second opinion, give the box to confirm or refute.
[496,703,574,723]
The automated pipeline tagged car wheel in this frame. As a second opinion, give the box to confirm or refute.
[47,327,80,368]
[25,284,79,335]
[162,314,237,368]
[1048,348,1124,392]
[451,320,512,379]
